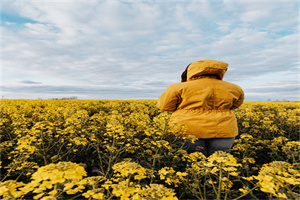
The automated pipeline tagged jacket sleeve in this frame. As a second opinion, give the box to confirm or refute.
[157,84,182,112]
[231,87,244,109]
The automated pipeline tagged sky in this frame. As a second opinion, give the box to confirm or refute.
[1,0,299,101]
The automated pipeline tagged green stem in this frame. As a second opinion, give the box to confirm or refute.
[39,130,48,165]
[208,173,217,195]
[15,170,25,182]
[196,182,204,200]
[204,175,207,200]
[233,185,259,200]
[217,164,223,200]
[1,153,23,182]
[224,173,230,200]
[281,182,299,199]
[93,143,106,176]
[183,181,202,200]
[150,119,167,183]
[7,190,16,200]
[105,131,116,178]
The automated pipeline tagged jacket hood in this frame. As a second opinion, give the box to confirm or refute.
[187,59,228,81]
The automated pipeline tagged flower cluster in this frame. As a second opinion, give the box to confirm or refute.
[0,99,299,199]
[247,161,300,199]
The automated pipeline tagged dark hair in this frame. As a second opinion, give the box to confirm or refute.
[181,63,191,82]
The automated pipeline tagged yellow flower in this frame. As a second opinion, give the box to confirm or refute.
[240,133,253,139]
[112,161,147,180]
[22,161,87,198]
[39,180,53,190]
[252,161,300,198]
[138,184,178,200]
[72,137,88,146]
[40,195,53,200]
[242,122,250,128]
[176,171,188,180]
[92,192,104,199]
[242,157,256,164]
[110,180,140,199]
[229,172,239,176]
[48,190,58,195]
[206,151,241,170]
[183,152,206,165]
[159,167,185,187]
[0,180,25,199]
[239,186,249,194]
[33,193,45,199]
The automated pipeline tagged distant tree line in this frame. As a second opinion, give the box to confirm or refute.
[50,96,78,100]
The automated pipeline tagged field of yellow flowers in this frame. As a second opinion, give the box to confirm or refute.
[0,99,299,200]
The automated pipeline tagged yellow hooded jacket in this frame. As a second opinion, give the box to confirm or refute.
[157,59,244,139]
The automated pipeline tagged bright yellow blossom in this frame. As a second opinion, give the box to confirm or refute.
[0,180,25,199]
[252,161,300,199]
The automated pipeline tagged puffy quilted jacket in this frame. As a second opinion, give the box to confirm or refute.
[157,59,244,138]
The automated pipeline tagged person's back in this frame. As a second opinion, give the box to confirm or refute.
[157,59,244,156]
[175,78,242,111]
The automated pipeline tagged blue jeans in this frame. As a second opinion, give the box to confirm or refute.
[183,137,235,157]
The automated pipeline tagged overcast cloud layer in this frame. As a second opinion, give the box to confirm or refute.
[1,0,299,101]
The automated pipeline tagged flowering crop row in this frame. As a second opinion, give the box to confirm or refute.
[0,99,299,199]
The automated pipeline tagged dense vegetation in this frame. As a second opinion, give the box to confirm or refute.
[1,99,299,199]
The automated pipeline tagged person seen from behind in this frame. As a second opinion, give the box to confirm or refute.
[157,59,244,157]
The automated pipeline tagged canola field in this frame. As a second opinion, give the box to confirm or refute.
[0,99,299,200]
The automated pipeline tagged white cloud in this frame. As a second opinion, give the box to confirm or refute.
[1,0,299,100]
[240,10,270,22]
